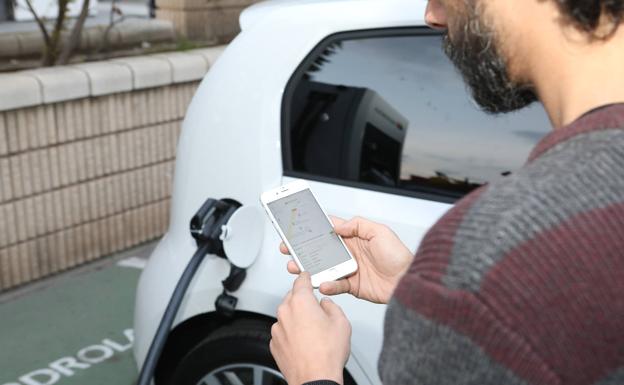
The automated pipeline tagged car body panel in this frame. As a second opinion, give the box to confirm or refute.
[133,1,447,384]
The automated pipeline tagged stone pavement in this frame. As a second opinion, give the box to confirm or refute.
[0,241,156,385]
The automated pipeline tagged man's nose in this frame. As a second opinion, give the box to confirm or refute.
[425,0,448,30]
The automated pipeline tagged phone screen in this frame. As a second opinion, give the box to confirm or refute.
[267,189,351,275]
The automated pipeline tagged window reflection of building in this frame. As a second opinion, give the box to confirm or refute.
[291,81,408,187]
[288,79,491,196]
[285,31,550,201]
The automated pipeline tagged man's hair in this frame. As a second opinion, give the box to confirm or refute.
[557,0,624,36]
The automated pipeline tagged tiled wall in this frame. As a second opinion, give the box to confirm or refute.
[156,0,258,42]
[0,47,224,291]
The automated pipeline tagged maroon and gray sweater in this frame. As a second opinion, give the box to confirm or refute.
[308,103,624,385]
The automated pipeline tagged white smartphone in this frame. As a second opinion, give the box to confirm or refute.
[260,180,358,288]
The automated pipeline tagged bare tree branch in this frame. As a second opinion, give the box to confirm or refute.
[52,0,68,41]
[23,0,51,47]
[95,0,126,54]
[58,0,91,65]
[44,0,69,65]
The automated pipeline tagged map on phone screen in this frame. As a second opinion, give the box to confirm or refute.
[267,189,351,274]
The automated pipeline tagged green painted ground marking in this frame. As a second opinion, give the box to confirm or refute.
[0,264,141,385]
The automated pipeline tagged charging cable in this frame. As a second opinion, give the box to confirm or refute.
[137,198,245,385]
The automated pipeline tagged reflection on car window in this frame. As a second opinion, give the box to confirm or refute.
[285,31,550,200]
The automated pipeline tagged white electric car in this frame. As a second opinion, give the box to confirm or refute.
[133,1,550,384]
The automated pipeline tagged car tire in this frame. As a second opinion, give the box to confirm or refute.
[166,317,357,385]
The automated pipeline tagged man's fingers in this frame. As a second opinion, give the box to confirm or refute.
[320,297,346,318]
[334,216,378,240]
[293,271,313,294]
[329,215,346,227]
[279,242,290,255]
[283,289,293,302]
[286,260,301,274]
[269,337,276,356]
[319,279,351,296]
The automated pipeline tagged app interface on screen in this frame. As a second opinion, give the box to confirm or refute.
[268,189,351,275]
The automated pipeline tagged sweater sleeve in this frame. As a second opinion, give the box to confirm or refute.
[379,120,624,385]
[377,188,559,385]
[378,291,552,385]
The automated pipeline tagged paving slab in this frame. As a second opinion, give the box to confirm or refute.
[0,74,42,111]
[192,46,225,67]
[21,67,90,104]
[0,242,155,385]
[112,56,173,90]
[71,61,133,96]
[154,51,208,83]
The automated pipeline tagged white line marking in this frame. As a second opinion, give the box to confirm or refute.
[117,257,148,270]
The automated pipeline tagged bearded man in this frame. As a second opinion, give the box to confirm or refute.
[269,1,624,384]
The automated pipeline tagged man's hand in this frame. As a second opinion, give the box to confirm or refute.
[281,216,413,304]
[270,272,351,385]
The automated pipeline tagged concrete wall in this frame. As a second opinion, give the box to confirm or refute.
[157,0,260,42]
[0,46,225,292]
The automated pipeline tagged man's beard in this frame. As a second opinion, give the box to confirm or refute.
[443,2,538,114]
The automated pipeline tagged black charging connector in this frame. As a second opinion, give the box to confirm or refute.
[137,197,247,385]
[190,198,241,258]
[189,198,247,318]
[214,264,247,317]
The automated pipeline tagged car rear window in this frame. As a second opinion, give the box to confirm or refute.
[282,28,550,202]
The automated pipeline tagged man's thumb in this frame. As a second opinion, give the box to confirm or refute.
[334,220,355,237]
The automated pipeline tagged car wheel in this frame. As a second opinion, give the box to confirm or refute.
[166,318,356,385]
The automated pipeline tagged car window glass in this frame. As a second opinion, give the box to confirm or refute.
[284,32,550,200]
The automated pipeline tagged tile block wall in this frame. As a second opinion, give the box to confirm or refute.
[0,47,224,291]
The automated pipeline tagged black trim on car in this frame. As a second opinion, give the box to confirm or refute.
[284,170,458,204]
[280,27,462,204]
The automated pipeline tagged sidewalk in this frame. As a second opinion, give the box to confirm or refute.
[0,241,155,385]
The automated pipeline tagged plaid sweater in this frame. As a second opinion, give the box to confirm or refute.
[307,103,624,385]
